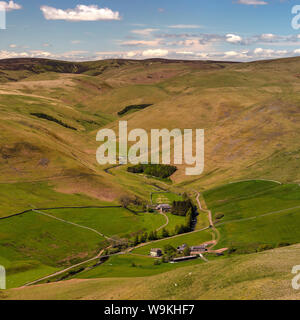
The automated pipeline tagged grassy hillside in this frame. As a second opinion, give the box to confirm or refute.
[1,57,300,298]
[0,210,107,288]
[1,56,300,204]
[47,207,165,239]
[203,180,300,253]
[3,243,300,300]
[73,253,205,280]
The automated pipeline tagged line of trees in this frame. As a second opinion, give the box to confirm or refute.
[132,227,172,246]
[30,113,77,131]
[118,104,152,116]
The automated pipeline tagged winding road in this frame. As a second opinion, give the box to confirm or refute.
[156,211,169,232]
[195,191,220,249]
[195,192,213,227]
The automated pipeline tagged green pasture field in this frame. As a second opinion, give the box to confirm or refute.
[73,253,205,280]
[0,210,108,288]
[47,207,165,238]
[151,192,183,205]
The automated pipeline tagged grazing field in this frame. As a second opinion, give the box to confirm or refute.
[203,180,279,209]
[163,212,186,234]
[203,180,300,252]
[132,229,213,255]
[4,244,300,300]
[72,253,204,280]
[0,211,107,288]
[151,192,183,205]
[203,181,300,222]
[216,207,300,252]
[47,207,165,238]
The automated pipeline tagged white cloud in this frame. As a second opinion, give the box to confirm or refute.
[252,48,287,58]
[237,0,268,5]
[29,50,53,58]
[0,50,28,59]
[0,1,21,11]
[226,34,243,44]
[126,51,138,58]
[40,4,120,21]
[224,51,239,56]
[131,28,158,36]
[176,51,194,55]
[121,39,162,47]
[142,49,168,57]
[260,33,275,40]
[168,24,203,29]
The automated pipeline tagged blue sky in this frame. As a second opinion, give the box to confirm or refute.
[0,0,300,61]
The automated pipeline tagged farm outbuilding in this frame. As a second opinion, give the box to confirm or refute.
[155,204,171,212]
[150,248,162,257]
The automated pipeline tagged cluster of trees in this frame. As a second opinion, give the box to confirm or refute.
[127,164,177,179]
[119,195,145,212]
[171,199,195,216]
[161,244,191,263]
[174,208,195,234]
[162,244,177,262]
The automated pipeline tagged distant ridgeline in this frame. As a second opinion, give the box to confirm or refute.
[127,164,177,179]
[30,113,77,131]
[118,104,153,116]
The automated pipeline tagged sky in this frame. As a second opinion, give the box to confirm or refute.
[0,0,300,61]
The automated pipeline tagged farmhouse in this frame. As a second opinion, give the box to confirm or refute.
[156,204,171,212]
[150,248,162,257]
